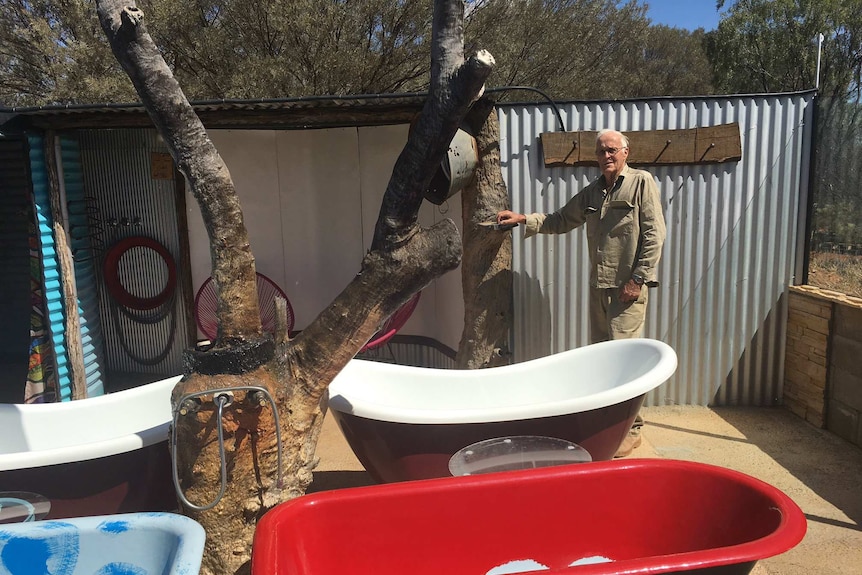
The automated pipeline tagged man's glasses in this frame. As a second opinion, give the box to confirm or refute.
[596,146,627,156]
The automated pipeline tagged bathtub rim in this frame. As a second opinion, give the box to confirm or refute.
[0,375,182,471]
[0,512,206,575]
[328,339,677,425]
[252,458,807,575]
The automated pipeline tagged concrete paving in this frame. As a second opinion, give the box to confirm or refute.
[310,405,862,575]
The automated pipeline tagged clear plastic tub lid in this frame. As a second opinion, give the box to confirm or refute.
[448,435,592,476]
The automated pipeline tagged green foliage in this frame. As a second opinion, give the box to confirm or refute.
[0,0,716,106]
[812,96,862,248]
[708,0,862,251]
[0,0,137,105]
[707,0,862,103]
[465,1,714,100]
[143,0,434,99]
[625,25,714,98]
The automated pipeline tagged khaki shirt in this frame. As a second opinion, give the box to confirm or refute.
[524,164,666,289]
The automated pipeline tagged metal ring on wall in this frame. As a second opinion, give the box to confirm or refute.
[103,236,177,311]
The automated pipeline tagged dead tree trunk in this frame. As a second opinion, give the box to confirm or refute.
[456,98,513,369]
[95,1,493,574]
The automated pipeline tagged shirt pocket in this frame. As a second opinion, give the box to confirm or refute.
[606,200,635,237]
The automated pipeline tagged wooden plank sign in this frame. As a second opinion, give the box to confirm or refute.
[696,124,742,163]
[541,123,741,167]
[151,152,174,180]
[540,131,582,166]
[627,129,696,165]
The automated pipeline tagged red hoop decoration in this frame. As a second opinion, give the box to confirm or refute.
[103,236,177,311]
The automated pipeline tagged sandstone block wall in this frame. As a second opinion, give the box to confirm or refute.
[784,286,862,446]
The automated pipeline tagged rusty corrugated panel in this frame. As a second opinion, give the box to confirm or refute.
[498,93,814,407]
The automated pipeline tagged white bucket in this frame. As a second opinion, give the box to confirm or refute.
[424,127,478,205]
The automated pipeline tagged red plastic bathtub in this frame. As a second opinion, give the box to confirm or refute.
[252,459,806,575]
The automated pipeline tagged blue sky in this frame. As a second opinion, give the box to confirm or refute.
[644,0,724,32]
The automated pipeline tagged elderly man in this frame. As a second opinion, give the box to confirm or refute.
[497,128,666,457]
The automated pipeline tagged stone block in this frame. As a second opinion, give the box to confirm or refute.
[788,295,832,318]
[827,399,860,445]
[830,364,862,412]
[785,365,819,391]
[834,305,862,341]
[785,379,824,408]
[831,335,862,379]
[805,361,827,381]
[783,396,807,419]
[788,310,830,336]
[806,408,825,428]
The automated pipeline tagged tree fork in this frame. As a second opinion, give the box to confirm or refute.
[95,1,494,573]
[96,0,260,343]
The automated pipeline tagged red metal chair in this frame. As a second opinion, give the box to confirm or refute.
[194,272,295,341]
[359,291,421,354]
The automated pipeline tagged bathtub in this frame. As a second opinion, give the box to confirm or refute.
[328,338,677,483]
[0,375,182,521]
[252,459,806,575]
[0,512,205,575]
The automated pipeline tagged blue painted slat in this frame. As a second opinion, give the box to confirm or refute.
[28,135,107,400]
[28,134,73,401]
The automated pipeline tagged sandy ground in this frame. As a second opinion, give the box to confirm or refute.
[310,405,862,575]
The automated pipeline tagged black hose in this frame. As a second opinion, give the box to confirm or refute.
[486,86,566,131]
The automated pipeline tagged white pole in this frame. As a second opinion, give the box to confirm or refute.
[815,33,824,90]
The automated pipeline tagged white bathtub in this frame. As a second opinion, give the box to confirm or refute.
[328,339,678,482]
[0,375,182,521]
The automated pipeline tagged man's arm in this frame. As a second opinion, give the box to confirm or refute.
[634,175,667,285]
[521,190,591,238]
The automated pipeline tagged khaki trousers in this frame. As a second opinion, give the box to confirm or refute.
[590,285,650,439]
[588,285,649,344]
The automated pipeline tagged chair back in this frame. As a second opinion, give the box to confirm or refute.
[361,291,421,352]
[194,273,295,340]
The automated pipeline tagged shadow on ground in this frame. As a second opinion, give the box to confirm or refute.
[715,407,862,530]
[308,470,374,494]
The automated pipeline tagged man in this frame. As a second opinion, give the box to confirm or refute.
[497,129,666,457]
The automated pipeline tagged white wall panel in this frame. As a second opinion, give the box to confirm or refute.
[188,125,465,350]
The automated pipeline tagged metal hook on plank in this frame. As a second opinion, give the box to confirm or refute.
[171,385,284,511]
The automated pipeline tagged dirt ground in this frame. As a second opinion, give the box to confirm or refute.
[310,405,862,575]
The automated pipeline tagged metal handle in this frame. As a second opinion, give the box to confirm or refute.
[171,385,283,511]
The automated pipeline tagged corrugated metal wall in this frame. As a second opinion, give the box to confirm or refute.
[76,129,192,380]
[59,136,106,397]
[498,92,814,407]
[0,137,38,402]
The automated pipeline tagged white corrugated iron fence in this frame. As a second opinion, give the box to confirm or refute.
[498,92,814,407]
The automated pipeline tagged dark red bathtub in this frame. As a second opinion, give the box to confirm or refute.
[252,459,807,575]
[327,339,678,482]
[0,376,181,521]
[331,399,640,482]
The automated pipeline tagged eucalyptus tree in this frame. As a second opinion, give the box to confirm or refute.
[143,0,435,98]
[706,0,862,251]
[2,0,718,107]
[464,0,655,100]
[95,2,491,575]
[707,0,861,101]
[0,0,436,105]
[627,25,714,98]
[0,0,135,105]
